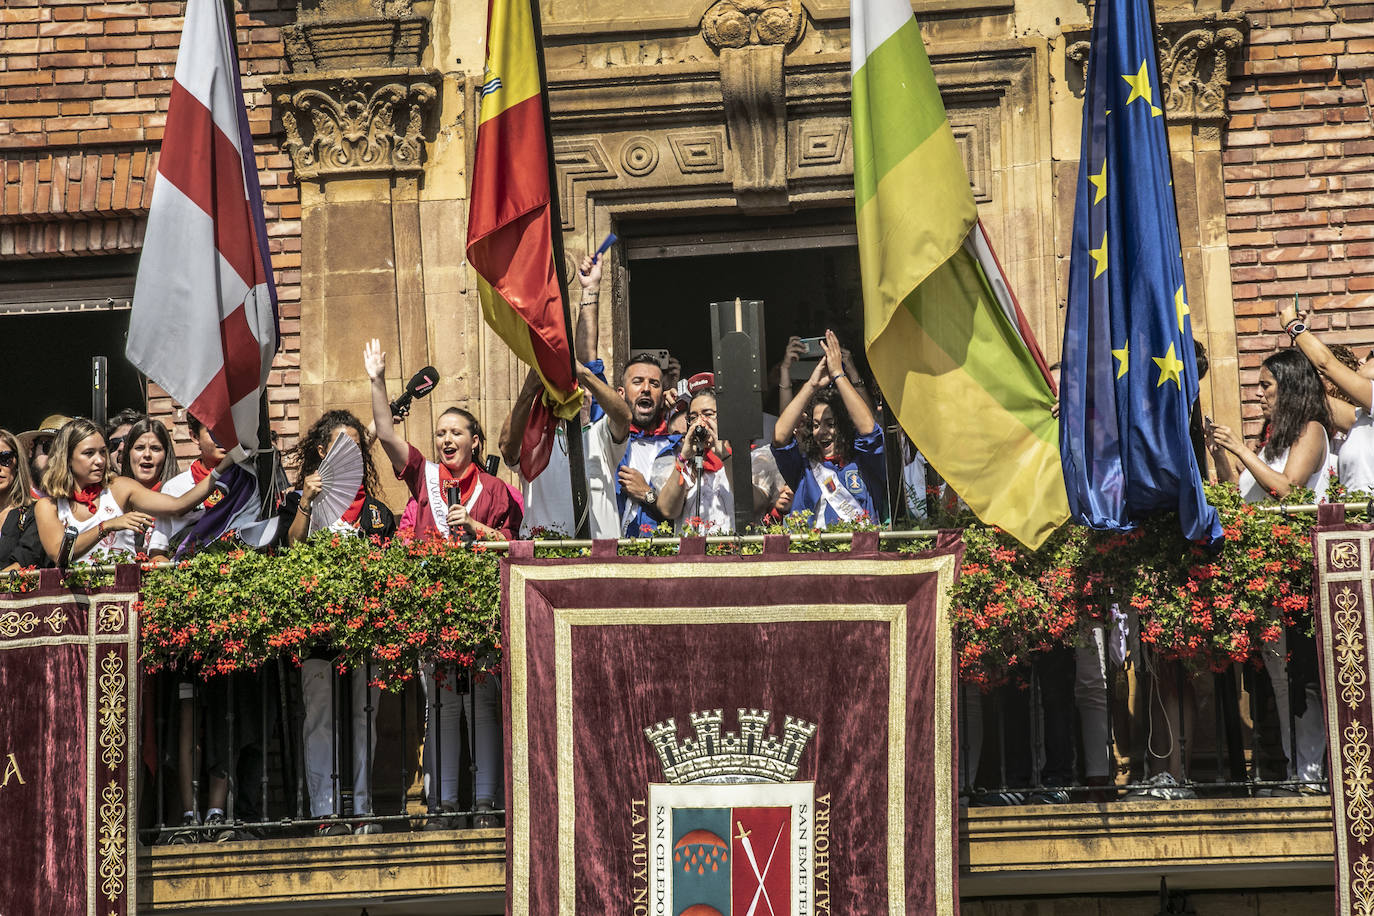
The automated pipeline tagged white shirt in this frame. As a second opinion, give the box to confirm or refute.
[56,488,135,563]
[1238,426,1334,504]
[521,417,627,539]
[1340,379,1374,494]
[149,467,259,553]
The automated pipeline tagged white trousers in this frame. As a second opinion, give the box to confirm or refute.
[1261,628,1326,783]
[302,658,380,818]
[423,666,501,807]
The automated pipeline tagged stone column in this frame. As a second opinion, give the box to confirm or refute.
[266,7,440,505]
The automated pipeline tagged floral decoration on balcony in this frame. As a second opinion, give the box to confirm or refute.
[950,482,1321,689]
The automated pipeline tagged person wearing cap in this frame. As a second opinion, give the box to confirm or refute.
[771,329,886,529]
[19,413,72,496]
[499,251,631,539]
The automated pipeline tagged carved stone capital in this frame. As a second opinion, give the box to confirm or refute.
[1063,12,1248,123]
[1158,15,1247,123]
[701,0,805,52]
[267,70,440,180]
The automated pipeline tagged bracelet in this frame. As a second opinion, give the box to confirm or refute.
[208,468,222,483]
[97,521,105,538]
[832,372,847,383]
[1285,319,1308,341]
[580,294,598,303]
[298,504,312,517]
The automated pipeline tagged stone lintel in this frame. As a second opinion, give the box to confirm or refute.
[266,68,442,181]
[282,15,429,72]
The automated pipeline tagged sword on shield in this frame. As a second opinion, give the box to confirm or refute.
[735,820,786,916]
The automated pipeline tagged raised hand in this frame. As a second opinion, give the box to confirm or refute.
[364,338,387,381]
[820,329,845,379]
[578,252,602,290]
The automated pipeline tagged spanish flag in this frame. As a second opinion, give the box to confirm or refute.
[466,0,581,479]
[851,0,1069,548]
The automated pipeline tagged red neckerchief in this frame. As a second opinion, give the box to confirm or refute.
[341,484,367,525]
[189,459,224,510]
[441,461,480,506]
[701,443,732,474]
[71,484,102,514]
[822,455,846,468]
[631,419,669,437]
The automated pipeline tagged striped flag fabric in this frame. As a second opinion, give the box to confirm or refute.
[851,0,1069,548]
[466,0,581,480]
[128,0,278,458]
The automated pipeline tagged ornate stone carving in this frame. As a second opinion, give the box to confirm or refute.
[619,137,661,177]
[1158,18,1246,123]
[1062,13,1247,124]
[553,139,617,230]
[721,45,788,206]
[270,71,440,180]
[701,0,805,52]
[796,123,847,168]
[668,131,725,174]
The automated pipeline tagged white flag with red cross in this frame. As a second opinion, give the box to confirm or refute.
[128,0,278,458]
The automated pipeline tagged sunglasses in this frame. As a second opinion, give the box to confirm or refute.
[0,450,15,468]
[107,436,125,452]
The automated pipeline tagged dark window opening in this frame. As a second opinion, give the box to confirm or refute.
[622,212,869,415]
[0,256,147,433]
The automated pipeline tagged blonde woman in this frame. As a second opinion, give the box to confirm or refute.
[34,418,233,565]
[0,428,43,570]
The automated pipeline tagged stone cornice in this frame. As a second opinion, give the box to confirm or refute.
[265,69,441,181]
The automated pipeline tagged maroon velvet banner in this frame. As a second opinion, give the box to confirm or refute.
[502,537,959,915]
[0,567,140,916]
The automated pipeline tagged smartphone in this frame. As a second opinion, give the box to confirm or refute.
[788,338,827,382]
[632,347,670,369]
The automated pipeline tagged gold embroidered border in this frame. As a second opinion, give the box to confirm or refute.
[98,782,126,902]
[1336,586,1369,712]
[1318,531,1374,916]
[0,611,41,637]
[507,555,956,916]
[98,651,127,772]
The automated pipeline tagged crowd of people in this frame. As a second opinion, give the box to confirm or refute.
[0,249,900,840]
[3,252,1357,829]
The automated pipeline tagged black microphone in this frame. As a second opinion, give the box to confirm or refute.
[389,366,440,420]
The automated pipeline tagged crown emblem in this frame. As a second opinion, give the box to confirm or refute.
[644,708,817,784]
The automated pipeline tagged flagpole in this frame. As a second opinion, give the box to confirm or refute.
[221,0,276,504]
[527,0,591,539]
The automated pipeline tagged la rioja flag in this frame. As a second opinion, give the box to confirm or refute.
[129,0,278,457]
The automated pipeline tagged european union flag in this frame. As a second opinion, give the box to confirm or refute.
[1059,0,1221,542]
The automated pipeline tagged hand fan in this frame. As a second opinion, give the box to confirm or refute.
[309,431,364,533]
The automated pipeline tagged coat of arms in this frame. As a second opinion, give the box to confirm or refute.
[643,708,817,916]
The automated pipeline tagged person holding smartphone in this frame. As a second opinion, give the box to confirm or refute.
[771,329,885,528]
[1279,298,1374,493]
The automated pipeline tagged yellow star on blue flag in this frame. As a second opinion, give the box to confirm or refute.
[1059,0,1219,543]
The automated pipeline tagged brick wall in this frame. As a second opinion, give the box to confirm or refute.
[1225,0,1374,438]
[0,0,302,459]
